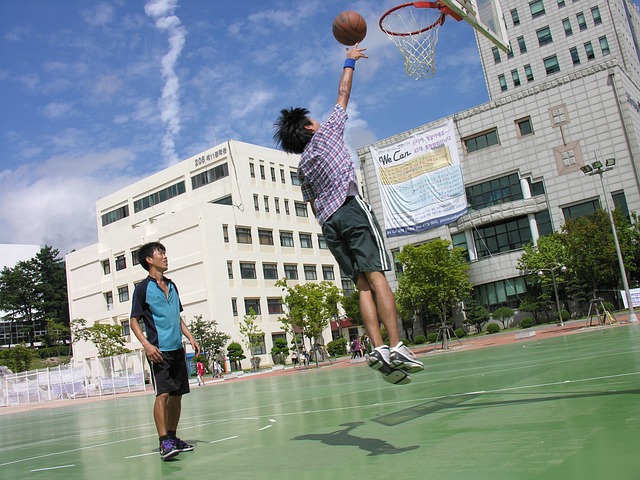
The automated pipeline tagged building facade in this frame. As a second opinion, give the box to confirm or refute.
[358,0,640,322]
[66,140,347,366]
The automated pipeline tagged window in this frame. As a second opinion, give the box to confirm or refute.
[284,199,290,215]
[259,164,266,180]
[524,64,534,81]
[451,232,469,261]
[304,265,317,280]
[223,224,229,243]
[318,235,328,249]
[118,285,129,303]
[263,196,270,212]
[474,277,528,309]
[253,194,259,211]
[463,129,500,153]
[557,0,565,7]
[535,209,554,236]
[295,202,308,217]
[591,6,602,25]
[284,264,298,280]
[101,205,129,226]
[227,261,233,279]
[465,173,523,210]
[280,231,294,247]
[530,0,545,18]
[270,167,276,182]
[267,298,283,315]
[510,9,520,26]
[599,36,610,55]
[236,227,252,244]
[102,260,111,275]
[492,46,501,64]
[280,169,286,184]
[562,199,599,221]
[322,266,335,280]
[133,181,185,213]
[570,46,580,65]
[499,74,507,92]
[244,298,261,315]
[290,171,301,186]
[536,26,553,46]
[249,162,255,178]
[250,335,266,355]
[274,197,280,214]
[584,41,595,60]
[104,291,113,309]
[473,216,532,258]
[259,229,274,245]
[121,320,130,337]
[562,18,573,36]
[543,55,560,75]
[516,117,533,136]
[527,178,546,197]
[231,298,238,316]
[212,194,232,206]
[511,69,521,87]
[191,162,228,189]
[507,43,514,59]
[115,254,126,271]
[299,233,313,248]
[517,36,527,53]
[576,12,587,31]
[240,262,257,279]
[612,191,630,220]
[263,263,278,280]
[130,250,139,266]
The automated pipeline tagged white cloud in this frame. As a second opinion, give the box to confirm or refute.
[42,102,75,119]
[80,3,115,27]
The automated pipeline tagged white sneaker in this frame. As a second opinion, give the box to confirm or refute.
[390,342,424,373]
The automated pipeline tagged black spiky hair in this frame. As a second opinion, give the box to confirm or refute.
[273,107,314,154]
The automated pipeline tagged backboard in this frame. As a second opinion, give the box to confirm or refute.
[439,0,510,52]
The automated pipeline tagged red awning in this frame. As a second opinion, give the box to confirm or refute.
[330,318,354,330]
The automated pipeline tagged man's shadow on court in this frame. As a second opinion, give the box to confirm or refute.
[294,421,418,456]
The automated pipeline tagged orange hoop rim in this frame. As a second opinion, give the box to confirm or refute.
[379,1,459,36]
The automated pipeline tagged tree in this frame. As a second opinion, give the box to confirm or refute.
[270,337,289,365]
[188,315,230,366]
[71,318,130,357]
[239,308,265,371]
[276,279,342,362]
[39,319,71,349]
[0,260,39,346]
[396,240,472,328]
[492,306,514,329]
[33,246,69,328]
[226,341,245,371]
[0,343,37,372]
[463,299,490,333]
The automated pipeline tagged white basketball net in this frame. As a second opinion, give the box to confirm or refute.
[380,4,447,80]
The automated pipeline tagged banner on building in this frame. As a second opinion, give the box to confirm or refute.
[369,119,467,237]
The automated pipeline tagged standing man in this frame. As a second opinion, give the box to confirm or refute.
[130,241,200,461]
[273,45,423,385]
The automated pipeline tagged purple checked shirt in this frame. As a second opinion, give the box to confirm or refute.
[298,104,357,225]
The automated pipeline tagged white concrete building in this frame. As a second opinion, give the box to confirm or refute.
[66,140,346,367]
[358,0,640,324]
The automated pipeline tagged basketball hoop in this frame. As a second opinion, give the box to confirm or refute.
[380,2,461,80]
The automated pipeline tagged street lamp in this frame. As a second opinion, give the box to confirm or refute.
[580,157,638,323]
[538,264,568,326]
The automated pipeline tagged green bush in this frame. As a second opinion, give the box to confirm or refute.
[327,337,347,357]
[486,323,501,334]
[556,309,570,322]
[37,345,71,358]
[454,328,467,338]
[401,338,411,346]
[427,332,438,343]
[519,317,535,329]
[414,335,427,345]
[226,341,245,370]
[603,301,615,312]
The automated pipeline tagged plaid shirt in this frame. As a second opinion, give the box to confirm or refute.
[298,104,357,225]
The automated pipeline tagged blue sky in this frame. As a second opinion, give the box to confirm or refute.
[0,0,488,255]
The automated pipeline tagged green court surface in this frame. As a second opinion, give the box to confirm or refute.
[2,324,640,480]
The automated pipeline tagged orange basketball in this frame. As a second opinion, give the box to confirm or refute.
[332,11,367,46]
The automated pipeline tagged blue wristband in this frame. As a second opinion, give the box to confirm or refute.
[344,58,356,70]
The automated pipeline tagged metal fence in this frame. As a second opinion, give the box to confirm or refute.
[0,351,147,407]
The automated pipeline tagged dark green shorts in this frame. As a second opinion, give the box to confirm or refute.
[322,196,391,284]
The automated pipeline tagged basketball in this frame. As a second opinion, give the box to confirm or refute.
[332,11,367,46]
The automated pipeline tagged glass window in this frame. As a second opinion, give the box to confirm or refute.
[115,254,126,271]
[295,202,308,217]
[562,18,573,36]
[231,298,238,316]
[244,298,261,315]
[121,320,130,336]
[530,0,546,18]
[473,216,532,258]
[227,261,233,279]
[263,196,270,212]
[236,227,252,244]
[223,224,229,243]
[584,41,595,60]
[612,191,630,220]
[240,262,257,279]
[118,285,129,303]
[536,26,553,46]
[535,209,554,236]
[263,263,278,280]
[524,64,534,82]
[510,9,520,26]
[499,74,507,92]
[133,181,185,213]
[562,199,599,221]
[511,69,521,87]
[249,163,255,178]
[577,12,587,31]
[304,265,317,280]
[260,164,266,180]
[102,260,111,275]
[191,162,229,189]
[451,232,469,261]
[492,46,501,64]
[284,200,290,215]
[599,36,610,55]
[516,117,533,136]
[284,264,298,280]
[253,194,259,211]
[463,129,500,153]
[591,6,602,25]
[280,231,294,247]
[280,169,286,184]
[543,55,560,75]
[259,229,274,245]
[101,205,129,226]
[274,197,280,214]
[318,235,328,249]
[517,36,527,53]
[557,0,565,7]
[290,171,301,186]
[267,298,283,315]
[570,47,580,65]
[104,291,113,309]
[270,167,276,182]
[466,173,523,210]
[299,233,313,248]
[322,266,335,280]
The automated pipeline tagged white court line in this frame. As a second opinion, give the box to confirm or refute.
[30,464,75,472]
[259,425,273,431]
[125,452,157,459]
[210,436,238,444]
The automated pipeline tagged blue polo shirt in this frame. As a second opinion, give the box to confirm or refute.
[130,276,183,352]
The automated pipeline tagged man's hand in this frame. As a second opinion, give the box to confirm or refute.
[144,342,163,363]
[346,43,368,61]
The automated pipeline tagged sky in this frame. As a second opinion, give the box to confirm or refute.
[0,0,489,256]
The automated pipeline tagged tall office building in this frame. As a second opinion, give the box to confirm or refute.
[66,140,345,365]
[358,0,640,320]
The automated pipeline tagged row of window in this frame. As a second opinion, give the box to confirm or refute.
[101,250,140,275]
[249,161,301,186]
[463,116,533,154]
[229,261,335,281]
[252,195,308,216]
[510,1,600,27]
[223,225,328,249]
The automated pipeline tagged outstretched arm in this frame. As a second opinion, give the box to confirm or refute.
[336,43,368,110]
